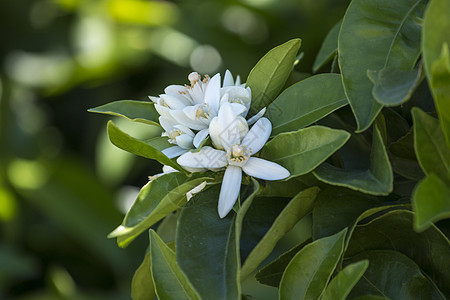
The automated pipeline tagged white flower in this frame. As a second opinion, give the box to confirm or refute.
[177,107,290,218]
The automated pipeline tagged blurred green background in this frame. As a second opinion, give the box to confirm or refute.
[0,0,348,299]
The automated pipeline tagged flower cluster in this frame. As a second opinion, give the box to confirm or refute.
[150,70,290,218]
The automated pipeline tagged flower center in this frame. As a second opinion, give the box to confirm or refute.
[227,144,250,166]
[168,129,182,143]
[195,103,210,120]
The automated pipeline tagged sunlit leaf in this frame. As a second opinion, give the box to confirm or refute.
[131,252,156,300]
[339,0,427,131]
[149,230,201,300]
[89,100,160,126]
[279,228,347,300]
[313,20,342,73]
[261,126,350,178]
[267,73,347,136]
[313,124,393,195]
[246,39,301,115]
[322,260,369,300]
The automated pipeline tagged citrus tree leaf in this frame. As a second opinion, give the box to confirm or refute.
[240,186,319,279]
[279,228,347,300]
[109,173,212,247]
[313,124,393,195]
[261,126,350,178]
[339,0,427,131]
[267,73,347,136]
[322,260,369,300]
[313,20,342,73]
[89,100,160,126]
[131,252,156,300]
[246,39,301,115]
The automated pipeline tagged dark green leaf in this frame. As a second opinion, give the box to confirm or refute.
[246,39,301,115]
[149,230,201,300]
[259,177,308,198]
[313,20,342,73]
[339,0,427,131]
[109,173,212,247]
[267,73,347,136]
[346,210,450,298]
[89,100,160,126]
[367,65,423,107]
[131,252,156,300]
[347,250,445,300]
[412,108,450,184]
[107,120,184,172]
[261,126,350,178]
[241,187,319,279]
[279,228,347,300]
[412,173,450,232]
[322,260,369,300]
[313,124,393,195]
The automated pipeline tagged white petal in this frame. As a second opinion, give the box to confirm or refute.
[186,181,207,201]
[162,146,187,159]
[170,110,206,131]
[175,134,194,149]
[218,166,242,218]
[174,124,195,136]
[177,146,227,169]
[182,105,199,120]
[209,117,223,150]
[148,96,159,103]
[164,85,191,103]
[159,116,177,132]
[193,128,210,148]
[189,82,204,105]
[160,94,190,109]
[223,70,234,87]
[235,75,241,86]
[241,117,271,154]
[247,107,266,126]
[162,165,178,173]
[204,73,221,115]
[217,102,248,149]
[242,157,290,180]
[154,104,171,117]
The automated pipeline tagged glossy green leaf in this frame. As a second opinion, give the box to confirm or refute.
[107,120,184,172]
[279,228,347,300]
[255,241,310,287]
[261,126,350,178]
[131,252,156,300]
[352,296,390,300]
[346,210,450,298]
[109,172,212,247]
[388,129,424,181]
[367,65,423,107]
[339,0,427,131]
[89,100,160,126]
[347,250,445,300]
[313,124,393,195]
[240,187,319,279]
[412,173,450,232]
[313,20,342,73]
[267,73,348,136]
[321,260,369,300]
[430,44,450,147]
[246,39,301,115]
[149,230,201,300]
[412,108,450,184]
[176,185,240,300]
[259,177,308,198]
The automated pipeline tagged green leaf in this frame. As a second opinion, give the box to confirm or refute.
[412,173,450,232]
[352,296,390,300]
[430,44,450,147]
[131,252,156,300]
[261,126,350,178]
[367,65,423,107]
[339,0,427,131]
[322,260,369,300]
[259,177,309,198]
[149,230,201,300]
[89,100,160,126]
[346,210,450,298]
[109,172,211,247]
[279,228,347,300]
[240,187,319,279]
[313,20,342,73]
[347,250,445,300]
[313,124,393,195]
[255,241,310,287]
[246,39,301,115]
[267,73,348,136]
[107,120,185,172]
[388,129,425,181]
[412,108,450,184]
[176,185,240,300]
